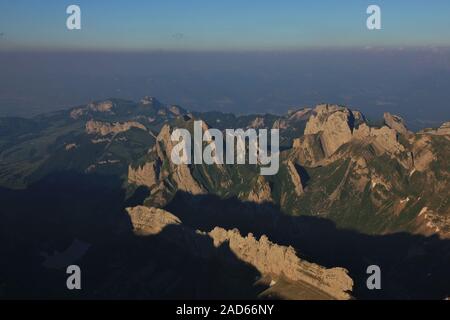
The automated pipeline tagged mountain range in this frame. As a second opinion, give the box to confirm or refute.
[0,97,449,299]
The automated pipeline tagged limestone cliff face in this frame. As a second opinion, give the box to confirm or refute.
[354,124,406,155]
[419,122,450,136]
[127,124,205,196]
[246,176,273,204]
[126,205,354,300]
[271,108,313,138]
[436,122,450,135]
[416,207,450,238]
[126,206,181,236]
[413,123,449,171]
[208,227,353,300]
[155,125,205,195]
[282,104,450,238]
[85,120,146,136]
[287,108,313,121]
[291,135,326,167]
[128,162,160,188]
[411,135,436,172]
[384,112,411,136]
[301,105,407,161]
[304,104,355,157]
[286,160,304,196]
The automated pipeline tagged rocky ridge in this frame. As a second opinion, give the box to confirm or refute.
[85,120,147,136]
[126,205,354,300]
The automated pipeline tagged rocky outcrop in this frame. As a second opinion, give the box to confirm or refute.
[436,122,450,135]
[128,162,160,188]
[286,161,304,196]
[304,104,355,157]
[369,126,405,154]
[274,107,313,129]
[70,100,115,119]
[291,134,326,166]
[155,125,205,195]
[295,106,408,166]
[246,176,273,203]
[411,136,436,171]
[384,112,411,136]
[419,122,450,136]
[416,207,450,238]
[208,227,353,300]
[126,206,181,236]
[353,123,405,155]
[287,108,313,121]
[128,124,205,196]
[125,205,354,300]
[352,157,370,193]
[85,120,147,136]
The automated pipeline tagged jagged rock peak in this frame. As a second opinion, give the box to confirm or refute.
[313,103,348,114]
[353,124,406,155]
[286,160,304,196]
[125,205,354,300]
[128,162,159,189]
[126,206,181,236]
[438,122,450,135]
[304,104,357,157]
[151,124,206,195]
[419,121,450,136]
[287,107,312,120]
[246,176,273,203]
[208,227,354,300]
[384,112,411,135]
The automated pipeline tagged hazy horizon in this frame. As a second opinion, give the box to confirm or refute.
[1,48,450,130]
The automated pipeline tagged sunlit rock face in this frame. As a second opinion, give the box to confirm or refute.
[126,205,354,300]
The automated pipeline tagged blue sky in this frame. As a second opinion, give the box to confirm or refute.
[1,0,450,51]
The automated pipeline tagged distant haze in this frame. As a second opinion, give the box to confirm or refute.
[1,49,450,130]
